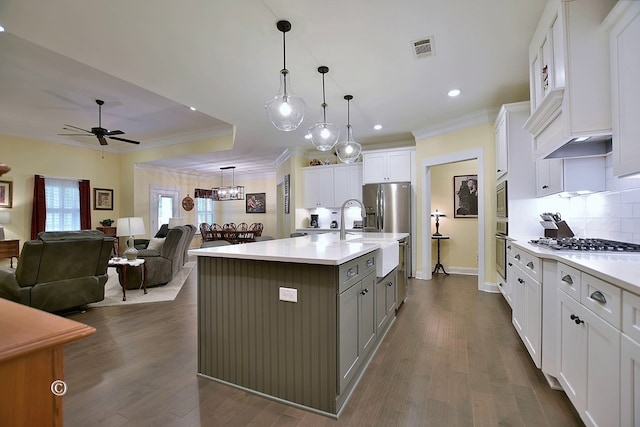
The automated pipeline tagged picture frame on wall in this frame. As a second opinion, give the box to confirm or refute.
[246,193,266,214]
[94,188,114,210]
[284,174,290,214]
[0,180,12,208]
[453,175,478,218]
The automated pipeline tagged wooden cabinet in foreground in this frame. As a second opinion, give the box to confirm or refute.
[0,299,95,426]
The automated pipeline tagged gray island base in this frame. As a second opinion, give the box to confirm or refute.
[192,233,402,417]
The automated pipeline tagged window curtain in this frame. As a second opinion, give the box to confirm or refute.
[30,175,46,239]
[30,176,92,239]
[79,179,91,229]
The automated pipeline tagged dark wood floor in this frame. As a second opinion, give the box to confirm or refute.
[62,265,582,426]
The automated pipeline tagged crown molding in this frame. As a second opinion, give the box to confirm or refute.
[412,107,500,141]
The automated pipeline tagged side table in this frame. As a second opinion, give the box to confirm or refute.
[97,226,118,257]
[432,235,450,275]
[0,239,19,268]
[108,258,146,301]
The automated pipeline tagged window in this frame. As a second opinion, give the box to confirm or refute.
[196,197,214,225]
[45,177,80,231]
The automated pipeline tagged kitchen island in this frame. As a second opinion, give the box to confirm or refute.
[189,232,407,417]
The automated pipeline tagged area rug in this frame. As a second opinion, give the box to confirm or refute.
[88,261,195,307]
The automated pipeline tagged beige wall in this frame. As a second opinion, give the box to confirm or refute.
[430,160,478,271]
[415,123,496,283]
[0,132,278,247]
[0,134,120,243]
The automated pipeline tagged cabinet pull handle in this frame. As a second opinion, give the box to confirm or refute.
[347,268,357,278]
[497,169,502,172]
[361,288,369,295]
[542,185,549,189]
[507,245,511,250]
[515,254,521,261]
[526,261,534,269]
[387,282,393,287]
[508,262,513,267]
[366,259,374,267]
[590,290,607,304]
[570,314,584,325]
[518,278,525,284]
[561,274,573,285]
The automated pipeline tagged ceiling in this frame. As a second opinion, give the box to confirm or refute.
[0,0,545,178]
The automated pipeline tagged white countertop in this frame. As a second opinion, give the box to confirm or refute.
[510,237,640,294]
[189,232,409,266]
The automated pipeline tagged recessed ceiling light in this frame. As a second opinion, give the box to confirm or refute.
[0,25,5,32]
[189,106,197,111]
[373,124,382,130]
[304,133,312,140]
[448,89,461,97]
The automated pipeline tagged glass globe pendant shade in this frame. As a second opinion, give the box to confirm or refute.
[265,69,306,131]
[336,126,362,163]
[308,117,340,151]
[309,65,340,151]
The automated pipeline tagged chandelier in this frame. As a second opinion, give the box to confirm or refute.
[335,95,362,163]
[212,166,245,201]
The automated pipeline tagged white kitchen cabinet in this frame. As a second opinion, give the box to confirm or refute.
[556,270,621,427]
[524,0,616,160]
[334,163,363,207]
[495,110,508,179]
[536,157,605,197]
[605,1,640,177]
[375,269,396,335]
[362,149,412,184]
[536,158,563,197]
[303,166,334,208]
[621,334,640,427]
[508,246,542,368]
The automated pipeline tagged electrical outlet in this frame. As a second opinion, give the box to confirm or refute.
[279,287,298,302]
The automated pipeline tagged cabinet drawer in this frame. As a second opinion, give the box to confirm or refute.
[557,262,582,302]
[581,273,621,329]
[360,253,376,278]
[623,291,640,344]
[339,259,361,294]
[510,247,541,283]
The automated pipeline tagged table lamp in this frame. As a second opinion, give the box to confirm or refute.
[116,217,146,260]
[430,210,446,236]
[0,211,10,240]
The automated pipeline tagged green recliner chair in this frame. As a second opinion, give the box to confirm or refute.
[0,230,115,312]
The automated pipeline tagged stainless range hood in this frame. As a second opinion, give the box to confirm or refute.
[544,135,612,159]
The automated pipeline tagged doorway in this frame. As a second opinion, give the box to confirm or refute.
[150,187,180,236]
[421,148,486,291]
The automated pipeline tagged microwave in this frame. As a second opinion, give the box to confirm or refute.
[496,181,507,219]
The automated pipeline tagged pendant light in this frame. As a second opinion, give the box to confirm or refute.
[308,66,340,151]
[335,95,362,163]
[212,166,245,201]
[265,20,306,132]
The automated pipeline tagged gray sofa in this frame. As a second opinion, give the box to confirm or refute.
[0,230,114,312]
[119,224,195,288]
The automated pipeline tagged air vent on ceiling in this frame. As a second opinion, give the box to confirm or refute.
[412,36,435,58]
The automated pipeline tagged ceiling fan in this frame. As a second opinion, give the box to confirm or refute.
[59,99,141,145]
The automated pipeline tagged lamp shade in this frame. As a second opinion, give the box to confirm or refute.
[116,217,146,237]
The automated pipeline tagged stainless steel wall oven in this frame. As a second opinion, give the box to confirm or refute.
[496,181,508,282]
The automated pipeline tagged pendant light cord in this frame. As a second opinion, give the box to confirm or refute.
[321,73,327,123]
[281,31,288,96]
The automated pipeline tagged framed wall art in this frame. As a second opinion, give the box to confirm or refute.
[94,188,114,210]
[246,193,266,214]
[284,174,290,214]
[0,180,12,208]
[453,175,478,218]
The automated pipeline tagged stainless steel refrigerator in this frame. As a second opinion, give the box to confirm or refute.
[362,182,412,308]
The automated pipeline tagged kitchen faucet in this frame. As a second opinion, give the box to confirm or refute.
[340,198,364,240]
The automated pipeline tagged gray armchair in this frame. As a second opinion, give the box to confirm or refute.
[0,230,114,312]
[119,224,195,288]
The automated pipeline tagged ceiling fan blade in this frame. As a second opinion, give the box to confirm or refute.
[58,133,94,136]
[109,136,141,145]
[63,124,92,133]
[97,135,108,146]
[105,129,125,136]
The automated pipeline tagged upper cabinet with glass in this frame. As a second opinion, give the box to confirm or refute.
[524,0,616,160]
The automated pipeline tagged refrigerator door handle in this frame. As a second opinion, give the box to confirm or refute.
[379,187,384,230]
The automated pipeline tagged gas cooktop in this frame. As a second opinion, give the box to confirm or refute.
[531,237,640,252]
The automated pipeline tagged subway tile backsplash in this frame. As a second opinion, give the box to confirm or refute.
[566,155,640,243]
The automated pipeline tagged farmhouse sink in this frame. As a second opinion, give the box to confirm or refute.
[346,238,399,277]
